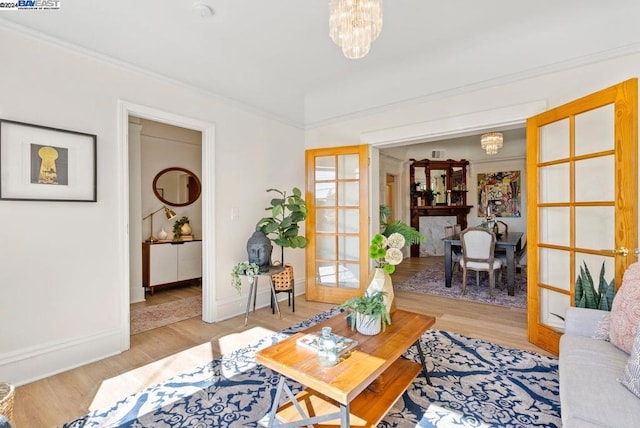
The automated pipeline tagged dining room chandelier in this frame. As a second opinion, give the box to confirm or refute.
[329,0,383,59]
[480,132,504,155]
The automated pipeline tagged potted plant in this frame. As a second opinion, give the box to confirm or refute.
[340,291,391,335]
[575,261,616,311]
[256,187,308,263]
[172,216,190,241]
[425,188,440,206]
[231,261,260,293]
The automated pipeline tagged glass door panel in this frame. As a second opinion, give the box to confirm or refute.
[306,146,369,303]
[539,164,570,203]
[575,207,614,250]
[574,105,614,155]
[316,236,336,260]
[316,208,336,233]
[527,79,637,355]
[539,289,569,330]
[338,209,359,233]
[539,118,569,162]
[338,236,359,261]
[574,156,614,202]
[338,181,359,205]
[538,248,570,290]
[337,263,360,288]
[316,182,336,206]
[317,262,338,287]
[315,156,336,180]
[338,154,360,179]
[539,207,570,247]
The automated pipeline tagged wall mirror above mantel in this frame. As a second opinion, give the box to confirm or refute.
[409,158,471,257]
[152,167,201,207]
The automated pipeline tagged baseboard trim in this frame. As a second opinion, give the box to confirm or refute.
[216,279,306,322]
[0,328,122,386]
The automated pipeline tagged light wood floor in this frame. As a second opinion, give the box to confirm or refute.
[13,257,545,427]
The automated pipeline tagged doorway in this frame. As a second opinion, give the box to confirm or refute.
[117,101,215,351]
[384,173,397,222]
[129,117,203,334]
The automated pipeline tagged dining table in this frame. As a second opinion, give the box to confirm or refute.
[443,231,524,296]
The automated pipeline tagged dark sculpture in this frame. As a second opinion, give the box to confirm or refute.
[247,227,272,272]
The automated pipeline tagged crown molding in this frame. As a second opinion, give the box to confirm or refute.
[0,19,306,130]
[4,17,639,132]
[305,43,640,129]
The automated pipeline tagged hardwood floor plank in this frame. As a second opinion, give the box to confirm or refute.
[13,257,543,427]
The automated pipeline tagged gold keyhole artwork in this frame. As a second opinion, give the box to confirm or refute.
[38,146,59,184]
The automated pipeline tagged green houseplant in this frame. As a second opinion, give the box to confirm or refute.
[256,187,308,263]
[172,216,190,241]
[379,205,426,247]
[425,188,441,205]
[230,261,260,293]
[575,261,616,311]
[340,291,391,335]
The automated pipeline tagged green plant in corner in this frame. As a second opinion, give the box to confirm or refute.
[257,187,308,263]
[172,216,190,241]
[575,261,617,311]
[379,205,426,247]
[231,261,260,294]
[340,291,391,332]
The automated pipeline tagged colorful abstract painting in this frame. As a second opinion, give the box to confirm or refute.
[478,170,521,217]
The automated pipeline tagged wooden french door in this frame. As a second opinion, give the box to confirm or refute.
[305,145,369,304]
[527,79,638,355]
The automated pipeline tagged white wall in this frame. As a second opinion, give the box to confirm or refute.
[0,27,305,386]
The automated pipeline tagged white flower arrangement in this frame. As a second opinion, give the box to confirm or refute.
[369,232,405,274]
[231,261,260,293]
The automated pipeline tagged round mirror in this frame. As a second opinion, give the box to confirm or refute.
[152,167,201,207]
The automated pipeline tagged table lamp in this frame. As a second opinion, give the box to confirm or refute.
[143,205,177,242]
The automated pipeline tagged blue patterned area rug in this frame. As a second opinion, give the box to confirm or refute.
[65,308,560,427]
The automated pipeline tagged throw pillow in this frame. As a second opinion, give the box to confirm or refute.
[610,261,640,353]
[620,322,640,398]
[592,312,611,341]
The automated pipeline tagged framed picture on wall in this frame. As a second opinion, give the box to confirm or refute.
[477,170,521,217]
[0,119,97,202]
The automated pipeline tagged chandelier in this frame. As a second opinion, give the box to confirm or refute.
[480,132,504,155]
[329,0,383,59]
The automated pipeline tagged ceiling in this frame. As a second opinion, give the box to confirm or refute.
[2,1,639,127]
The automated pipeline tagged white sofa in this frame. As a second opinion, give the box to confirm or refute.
[559,307,640,427]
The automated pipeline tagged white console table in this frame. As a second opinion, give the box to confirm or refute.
[142,240,202,294]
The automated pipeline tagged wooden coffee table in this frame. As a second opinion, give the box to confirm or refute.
[255,309,436,427]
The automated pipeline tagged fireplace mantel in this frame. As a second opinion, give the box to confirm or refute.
[410,205,472,257]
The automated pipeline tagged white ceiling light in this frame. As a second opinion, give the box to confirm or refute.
[329,0,383,59]
[481,132,504,155]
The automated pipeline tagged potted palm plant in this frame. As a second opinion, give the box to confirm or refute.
[340,291,391,335]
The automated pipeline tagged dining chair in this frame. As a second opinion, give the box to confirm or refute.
[460,227,503,298]
[444,225,462,273]
[495,239,527,289]
[515,241,527,271]
[495,220,508,235]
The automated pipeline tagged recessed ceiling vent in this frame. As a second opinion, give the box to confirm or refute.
[431,150,445,159]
